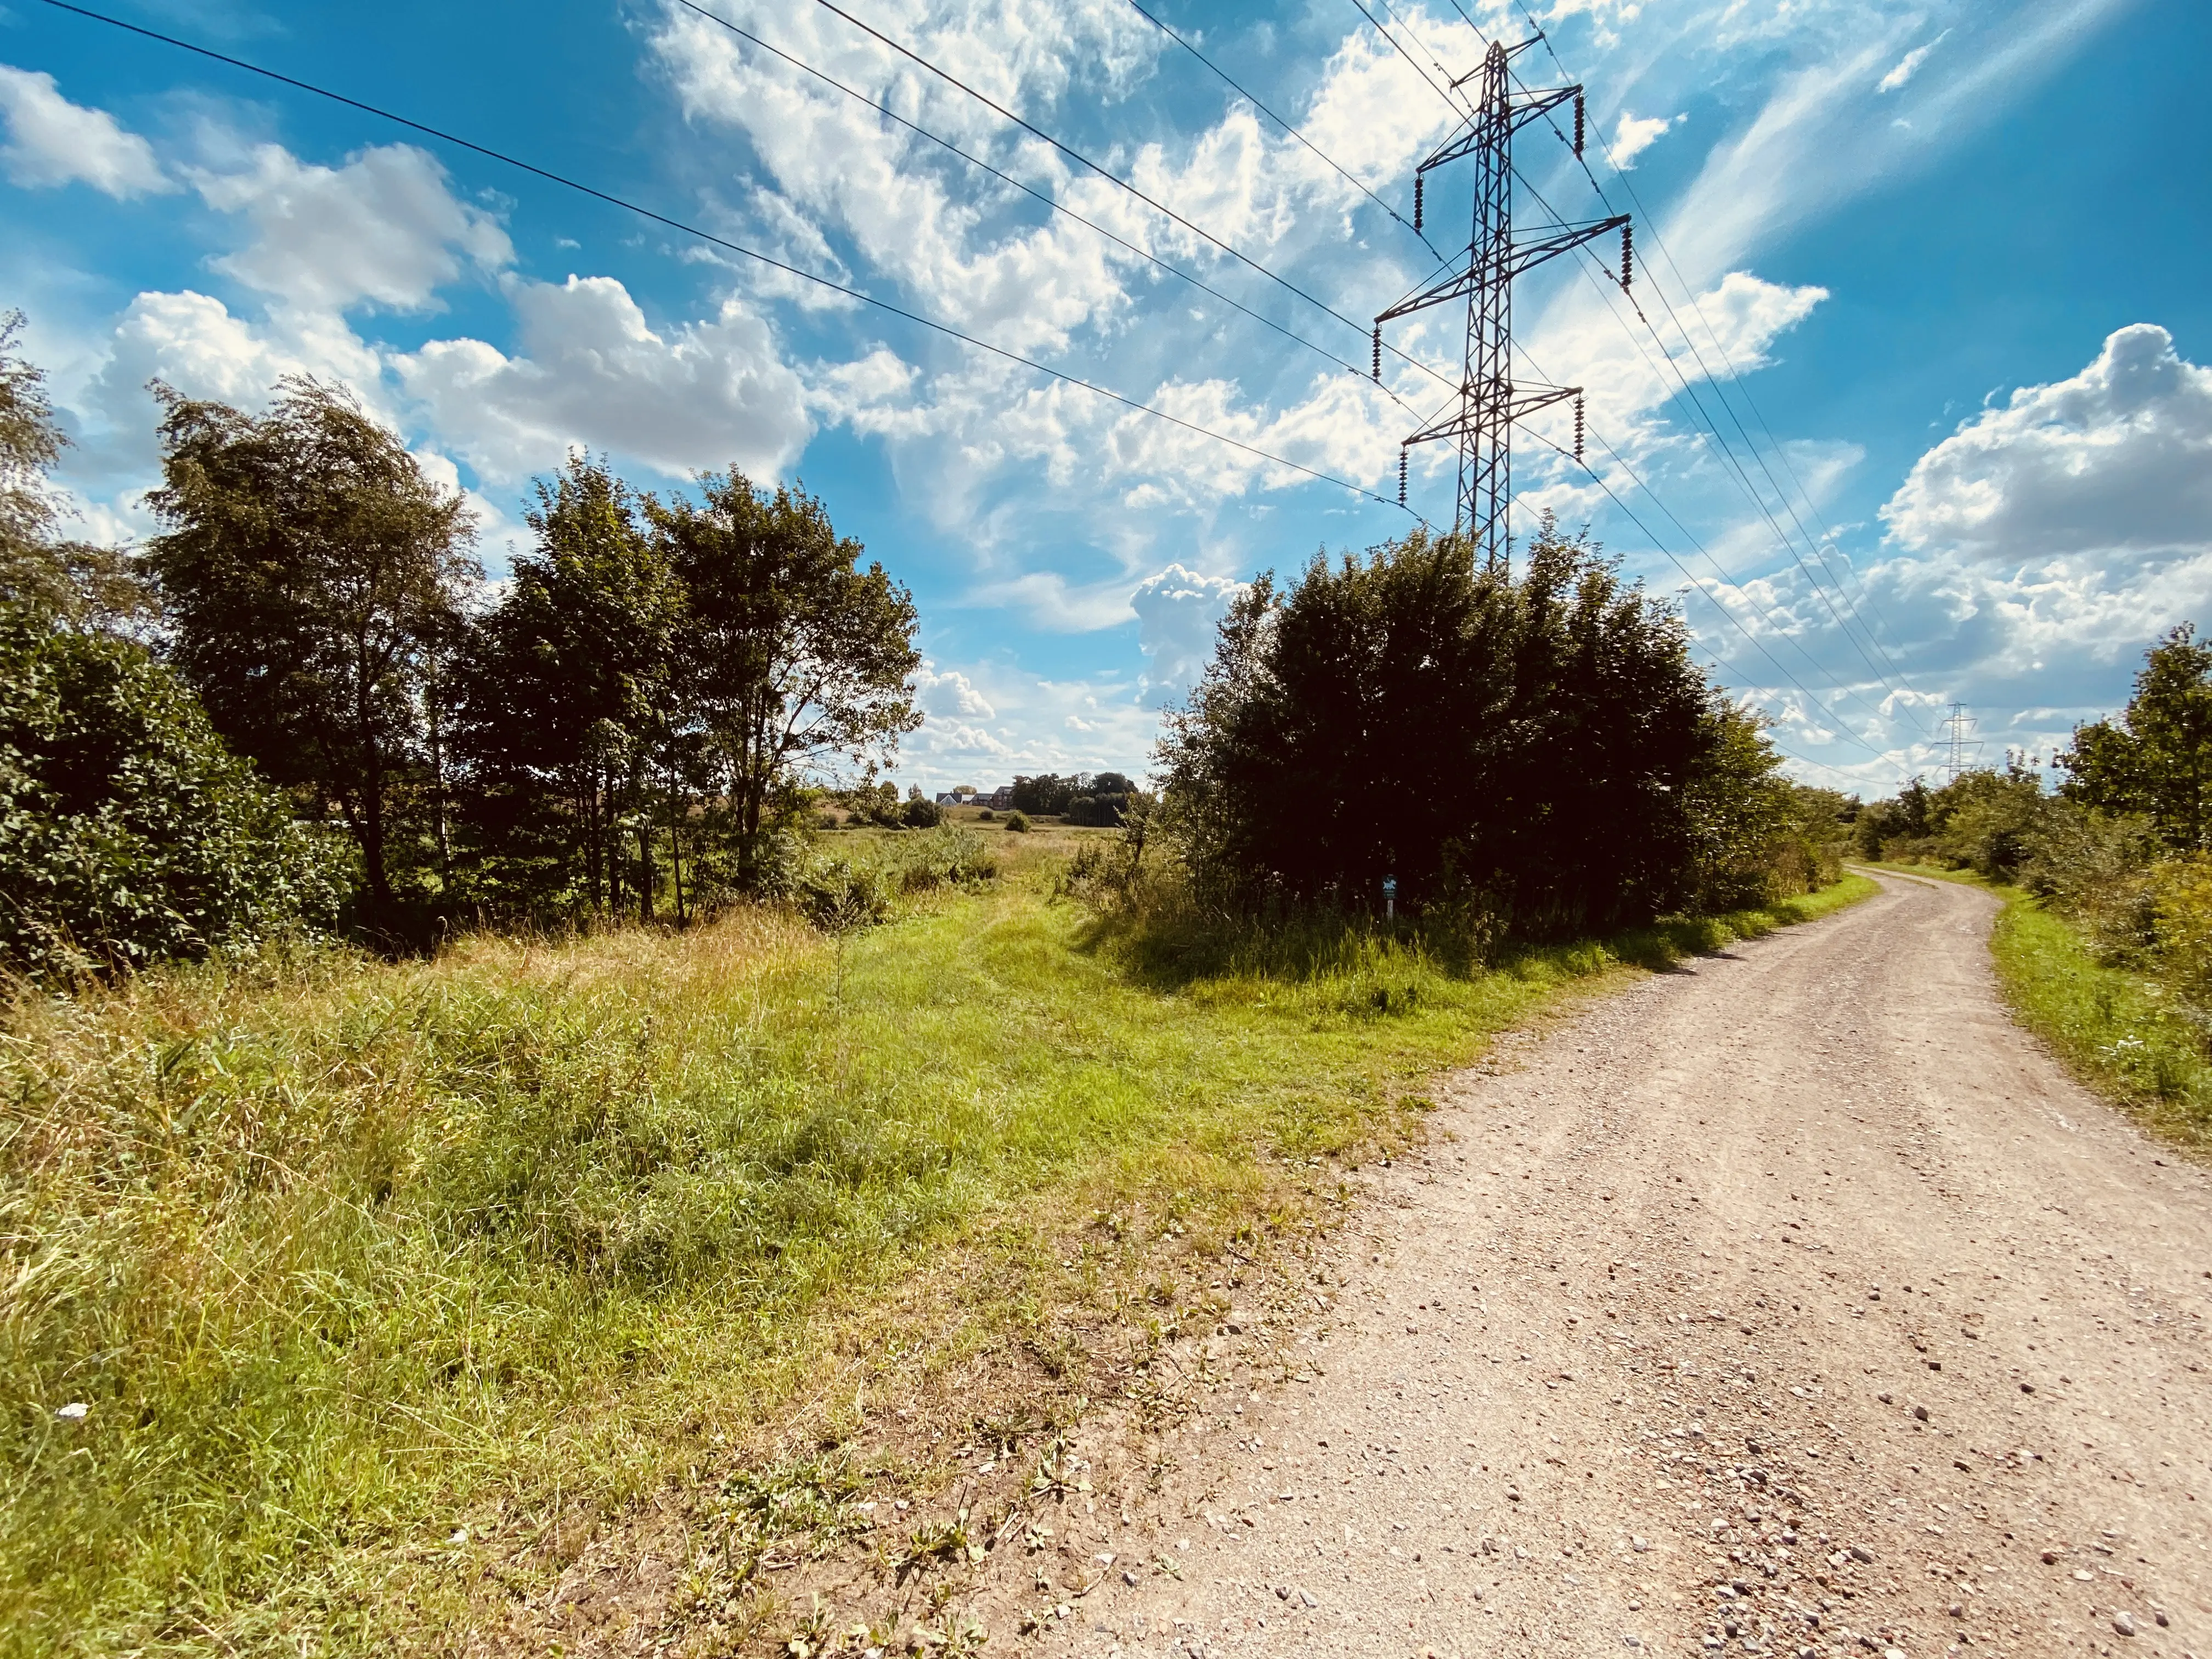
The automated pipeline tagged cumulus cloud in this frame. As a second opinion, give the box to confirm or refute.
[193,143,511,313]
[1883,325,2212,563]
[396,275,810,483]
[0,65,170,197]
[915,664,996,719]
[1130,562,1240,694]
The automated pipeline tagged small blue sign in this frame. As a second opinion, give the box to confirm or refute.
[1382,877,1397,899]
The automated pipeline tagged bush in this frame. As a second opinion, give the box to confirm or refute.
[794,853,893,932]
[900,795,942,830]
[977,808,995,821]
[0,607,351,976]
[2152,854,2212,1037]
[889,824,998,893]
[1155,517,1796,934]
[1003,811,1031,833]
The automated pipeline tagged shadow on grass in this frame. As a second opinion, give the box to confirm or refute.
[1075,881,1870,997]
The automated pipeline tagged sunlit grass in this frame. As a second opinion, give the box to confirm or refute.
[2,840,1870,1654]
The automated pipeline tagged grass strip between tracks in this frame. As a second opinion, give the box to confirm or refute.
[1,842,1873,1655]
[1867,862,2212,1148]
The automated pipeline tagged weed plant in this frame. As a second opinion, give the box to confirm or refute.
[1,832,1867,1654]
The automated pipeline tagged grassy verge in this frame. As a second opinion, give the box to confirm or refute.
[1,839,1872,1656]
[1866,862,2212,1144]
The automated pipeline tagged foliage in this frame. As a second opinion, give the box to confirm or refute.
[648,472,921,887]
[1002,810,1031,833]
[2058,622,2212,851]
[143,378,477,931]
[1014,770,1138,825]
[0,840,1865,1652]
[0,313,147,629]
[900,791,942,830]
[1155,517,1811,935]
[0,606,349,977]
[455,454,686,922]
[1914,868,2212,1143]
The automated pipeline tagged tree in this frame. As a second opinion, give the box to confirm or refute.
[2060,623,2212,850]
[0,607,349,977]
[1156,517,1755,933]
[143,379,477,929]
[456,455,682,920]
[0,311,146,628]
[648,471,919,887]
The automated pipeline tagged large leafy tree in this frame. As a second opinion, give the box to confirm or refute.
[143,379,477,927]
[649,471,919,885]
[1157,518,1768,932]
[457,455,683,919]
[2060,623,2212,851]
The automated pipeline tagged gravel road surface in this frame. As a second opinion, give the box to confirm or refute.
[1010,871,2211,1659]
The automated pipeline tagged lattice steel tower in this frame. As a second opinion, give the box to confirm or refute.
[1372,37,1630,568]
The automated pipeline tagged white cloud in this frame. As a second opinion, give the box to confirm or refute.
[1130,562,1241,695]
[191,143,510,313]
[1876,32,1948,94]
[395,275,810,483]
[0,64,169,197]
[915,664,996,719]
[1610,111,1681,168]
[1882,324,2212,563]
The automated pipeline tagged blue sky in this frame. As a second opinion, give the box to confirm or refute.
[2,0,2207,796]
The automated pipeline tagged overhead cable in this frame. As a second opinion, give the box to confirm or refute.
[1119,0,1440,258]
[671,0,1417,409]
[34,0,1414,518]
[795,0,1449,393]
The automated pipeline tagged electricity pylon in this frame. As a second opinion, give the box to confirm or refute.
[1372,36,1629,569]
[1941,702,1980,782]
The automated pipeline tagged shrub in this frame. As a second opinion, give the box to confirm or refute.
[1003,811,1031,833]
[890,824,998,893]
[977,808,995,821]
[1156,517,1794,934]
[794,854,893,932]
[0,608,352,977]
[900,795,942,830]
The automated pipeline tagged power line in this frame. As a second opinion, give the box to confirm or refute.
[1504,9,1921,691]
[797,0,1447,391]
[1517,423,1895,761]
[33,0,1414,518]
[1336,1,1899,745]
[672,0,1416,408]
[1119,0,1439,257]
[1368,2,1929,731]
[1505,163,1918,719]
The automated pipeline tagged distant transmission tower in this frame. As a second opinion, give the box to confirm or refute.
[1372,36,1629,569]
[1940,702,1980,781]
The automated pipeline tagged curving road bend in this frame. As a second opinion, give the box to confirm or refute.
[1017,871,2212,1659]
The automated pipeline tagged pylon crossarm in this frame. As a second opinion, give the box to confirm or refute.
[1398,381,1579,448]
[1376,261,1480,325]
[1505,85,1578,134]
[1504,216,1629,281]
[1451,32,1544,86]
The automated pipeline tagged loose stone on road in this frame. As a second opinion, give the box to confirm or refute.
[1005,870,2212,1658]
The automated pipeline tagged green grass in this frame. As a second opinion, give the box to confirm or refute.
[1866,861,2212,1144]
[1,843,1872,1656]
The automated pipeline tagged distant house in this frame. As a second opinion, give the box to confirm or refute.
[986,786,1014,809]
[935,785,1014,809]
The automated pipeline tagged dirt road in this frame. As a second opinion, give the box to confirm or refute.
[1010,871,2211,1659]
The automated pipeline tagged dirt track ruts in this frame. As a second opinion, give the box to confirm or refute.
[1009,870,2212,1659]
